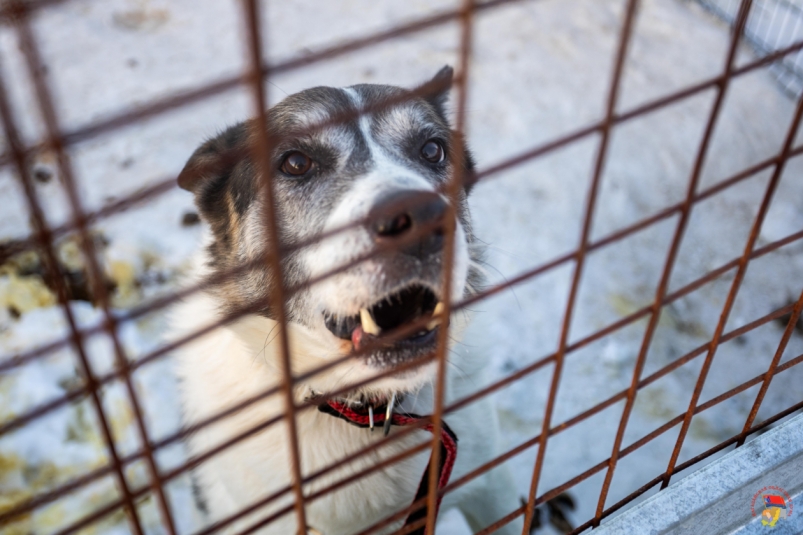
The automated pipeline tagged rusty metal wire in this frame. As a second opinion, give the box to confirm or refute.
[236,0,309,533]
[1,0,802,534]
[424,0,475,533]
[522,0,640,529]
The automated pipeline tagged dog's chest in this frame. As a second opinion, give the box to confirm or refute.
[173,303,434,534]
[301,411,432,534]
[189,397,432,534]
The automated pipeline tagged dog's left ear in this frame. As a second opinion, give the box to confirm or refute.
[424,65,453,120]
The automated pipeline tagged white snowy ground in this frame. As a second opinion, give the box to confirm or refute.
[1,0,802,534]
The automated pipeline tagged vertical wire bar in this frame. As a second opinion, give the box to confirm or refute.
[424,0,475,533]
[9,5,180,534]
[0,13,146,535]
[591,0,757,521]
[240,0,308,533]
[662,80,803,490]
[737,287,803,446]
[519,1,640,532]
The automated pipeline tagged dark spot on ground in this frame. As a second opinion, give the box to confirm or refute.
[96,234,110,248]
[0,234,116,306]
[182,212,201,226]
[191,473,209,515]
[0,239,26,265]
[33,166,53,183]
[52,267,116,303]
[502,359,517,373]
[120,158,134,169]
[774,300,803,335]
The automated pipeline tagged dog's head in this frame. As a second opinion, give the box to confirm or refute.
[178,67,481,397]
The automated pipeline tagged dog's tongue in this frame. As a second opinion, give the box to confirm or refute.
[352,325,380,351]
[351,325,364,350]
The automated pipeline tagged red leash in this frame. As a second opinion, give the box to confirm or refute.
[318,400,458,534]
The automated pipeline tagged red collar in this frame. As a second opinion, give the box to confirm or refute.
[318,399,458,534]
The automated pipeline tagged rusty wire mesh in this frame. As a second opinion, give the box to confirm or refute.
[0,0,802,534]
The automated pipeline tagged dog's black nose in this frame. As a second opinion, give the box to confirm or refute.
[368,190,448,257]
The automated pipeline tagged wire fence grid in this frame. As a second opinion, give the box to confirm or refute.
[0,0,802,534]
[697,0,803,96]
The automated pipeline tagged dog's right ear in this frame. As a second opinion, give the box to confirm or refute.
[177,123,249,194]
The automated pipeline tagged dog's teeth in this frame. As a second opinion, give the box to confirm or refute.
[427,301,445,331]
[360,308,382,335]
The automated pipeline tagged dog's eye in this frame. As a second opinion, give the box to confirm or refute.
[421,140,444,164]
[280,151,313,176]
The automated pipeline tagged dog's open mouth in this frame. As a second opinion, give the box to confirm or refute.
[324,284,443,354]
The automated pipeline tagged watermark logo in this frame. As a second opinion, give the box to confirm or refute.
[751,486,794,528]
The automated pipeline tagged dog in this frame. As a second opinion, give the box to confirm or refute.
[170,66,523,535]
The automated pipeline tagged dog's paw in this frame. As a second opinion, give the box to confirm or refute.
[546,493,575,533]
[522,492,576,534]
